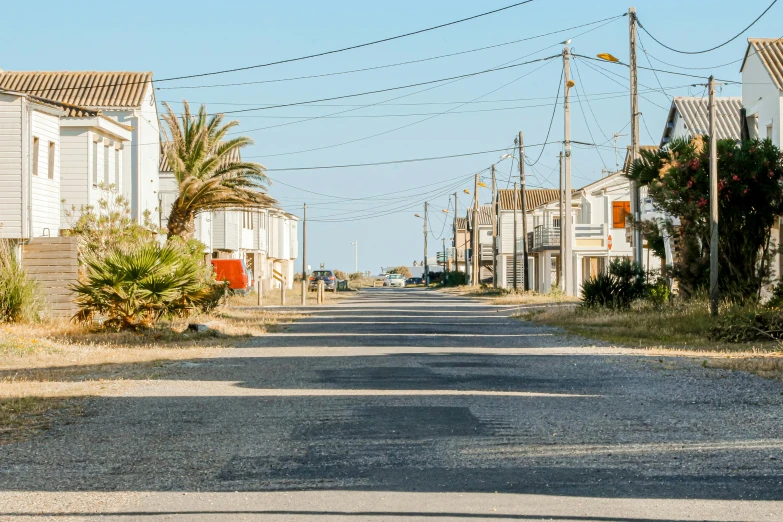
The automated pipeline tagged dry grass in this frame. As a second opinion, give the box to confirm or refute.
[702,356,783,379]
[440,286,579,306]
[0,305,302,444]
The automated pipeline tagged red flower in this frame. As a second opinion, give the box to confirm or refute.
[697,198,708,208]
[732,174,740,181]
[744,188,749,194]
[689,159,700,170]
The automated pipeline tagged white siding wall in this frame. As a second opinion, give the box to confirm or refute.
[257,211,267,252]
[30,110,60,236]
[269,214,279,258]
[742,52,782,147]
[0,94,23,238]
[289,220,299,259]
[498,212,533,254]
[59,129,89,227]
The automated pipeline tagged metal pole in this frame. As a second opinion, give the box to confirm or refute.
[352,240,358,273]
[424,202,429,286]
[629,6,643,265]
[519,132,529,291]
[563,44,573,297]
[513,182,518,291]
[454,192,459,271]
[709,75,719,317]
[301,280,306,306]
[442,237,447,273]
[491,164,497,288]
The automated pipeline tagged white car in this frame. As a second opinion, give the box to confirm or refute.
[385,274,406,287]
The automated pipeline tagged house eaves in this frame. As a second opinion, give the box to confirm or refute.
[741,38,783,90]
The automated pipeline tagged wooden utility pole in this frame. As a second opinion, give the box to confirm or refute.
[563,43,573,296]
[513,182,519,290]
[708,75,719,316]
[518,132,529,291]
[491,164,498,288]
[301,203,307,305]
[559,151,565,290]
[471,173,479,286]
[453,191,459,272]
[423,202,429,286]
[629,6,643,265]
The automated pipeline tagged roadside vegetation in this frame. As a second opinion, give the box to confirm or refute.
[524,137,783,379]
[441,284,577,306]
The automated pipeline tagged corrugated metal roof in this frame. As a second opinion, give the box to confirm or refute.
[454,217,467,230]
[159,142,243,173]
[0,71,153,109]
[477,205,492,225]
[661,97,742,146]
[497,188,559,210]
[742,38,783,90]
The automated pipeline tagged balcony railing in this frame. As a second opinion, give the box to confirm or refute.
[530,224,606,251]
[479,243,494,262]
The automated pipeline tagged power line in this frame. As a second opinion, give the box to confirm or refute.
[636,0,777,55]
[637,30,673,103]
[526,67,563,167]
[159,14,625,91]
[572,53,738,85]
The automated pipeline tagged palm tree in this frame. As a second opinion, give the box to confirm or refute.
[161,101,275,240]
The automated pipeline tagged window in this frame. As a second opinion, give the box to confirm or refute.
[92,141,98,186]
[32,137,39,176]
[612,201,631,229]
[104,144,110,184]
[553,217,560,228]
[47,142,55,179]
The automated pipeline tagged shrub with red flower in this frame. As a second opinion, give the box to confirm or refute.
[627,137,783,300]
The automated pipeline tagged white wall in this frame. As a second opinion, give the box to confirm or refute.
[0,94,23,238]
[742,51,782,146]
[30,110,61,236]
[498,211,533,254]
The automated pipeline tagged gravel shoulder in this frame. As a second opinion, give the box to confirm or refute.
[1,288,782,521]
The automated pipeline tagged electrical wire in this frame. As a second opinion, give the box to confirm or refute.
[573,56,670,111]
[159,14,625,91]
[636,31,673,103]
[570,57,610,141]
[526,67,563,167]
[571,83,609,170]
[635,0,777,55]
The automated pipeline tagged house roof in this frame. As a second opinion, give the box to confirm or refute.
[0,71,153,109]
[466,205,493,228]
[454,217,467,230]
[741,38,783,90]
[661,96,742,146]
[159,142,243,173]
[497,188,559,210]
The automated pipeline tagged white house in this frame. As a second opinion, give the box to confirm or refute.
[0,90,67,240]
[495,188,558,289]
[660,96,742,147]
[465,205,493,284]
[0,71,160,222]
[740,38,783,145]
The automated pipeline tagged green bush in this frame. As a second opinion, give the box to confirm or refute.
[581,258,646,309]
[710,307,783,343]
[442,271,467,287]
[72,241,223,330]
[646,278,671,309]
[0,239,41,323]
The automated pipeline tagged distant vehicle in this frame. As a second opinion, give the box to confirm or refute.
[406,277,424,285]
[309,269,338,292]
[211,259,250,294]
[385,274,406,287]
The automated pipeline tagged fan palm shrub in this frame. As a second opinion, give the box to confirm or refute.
[161,101,275,241]
[581,258,646,309]
[0,238,41,322]
[72,242,224,330]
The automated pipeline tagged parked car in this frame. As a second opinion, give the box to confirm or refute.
[211,259,250,294]
[406,277,424,285]
[385,274,406,287]
[309,269,338,292]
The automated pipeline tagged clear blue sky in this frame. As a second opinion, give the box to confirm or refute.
[1,0,777,273]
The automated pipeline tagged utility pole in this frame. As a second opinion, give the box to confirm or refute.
[471,172,479,286]
[351,240,358,273]
[559,151,565,291]
[491,164,498,288]
[513,182,519,290]
[629,6,643,266]
[563,43,573,296]
[301,203,307,305]
[423,202,429,286]
[519,132,529,291]
[454,191,459,272]
[708,75,719,317]
[442,237,447,273]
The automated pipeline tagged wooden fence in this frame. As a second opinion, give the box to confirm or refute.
[22,237,79,319]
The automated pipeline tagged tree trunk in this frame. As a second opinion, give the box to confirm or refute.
[167,206,196,241]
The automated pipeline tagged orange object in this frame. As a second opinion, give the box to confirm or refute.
[607,234,613,251]
[211,259,249,291]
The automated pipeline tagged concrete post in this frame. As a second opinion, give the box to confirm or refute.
[257,279,262,306]
[301,280,307,306]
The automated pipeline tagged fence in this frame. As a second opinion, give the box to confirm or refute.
[22,237,79,318]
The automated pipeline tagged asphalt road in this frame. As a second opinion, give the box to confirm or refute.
[2,288,783,521]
